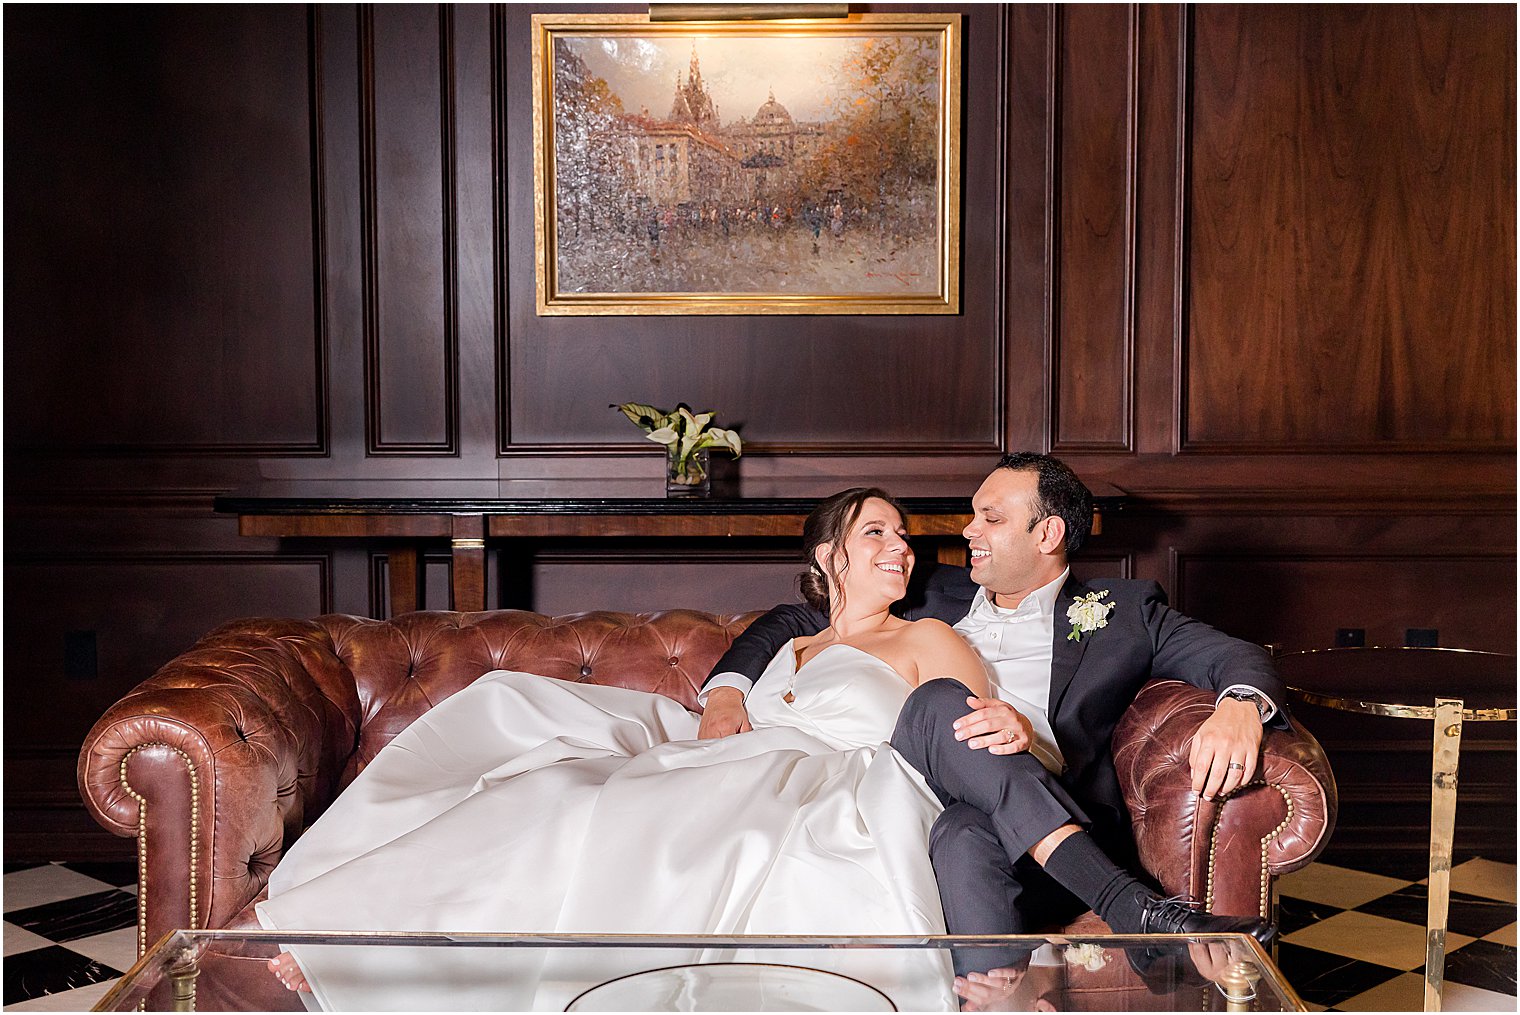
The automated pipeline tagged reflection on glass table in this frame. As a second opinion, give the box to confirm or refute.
[96,930,1306,1012]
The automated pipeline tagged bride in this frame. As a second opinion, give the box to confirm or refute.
[257,488,989,1011]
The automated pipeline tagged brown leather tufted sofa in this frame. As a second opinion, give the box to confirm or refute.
[79,609,1336,1009]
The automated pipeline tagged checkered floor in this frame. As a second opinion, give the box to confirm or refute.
[2,856,1515,1011]
[1275,855,1516,1011]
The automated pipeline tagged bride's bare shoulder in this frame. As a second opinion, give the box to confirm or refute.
[902,617,959,641]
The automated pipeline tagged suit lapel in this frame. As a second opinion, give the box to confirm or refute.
[1048,575,1091,717]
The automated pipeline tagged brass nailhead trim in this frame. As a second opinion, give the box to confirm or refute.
[1258,785,1294,918]
[1203,779,1295,918]
[118,744,202,963]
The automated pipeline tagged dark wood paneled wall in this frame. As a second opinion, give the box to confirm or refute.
[5,4,1513,863]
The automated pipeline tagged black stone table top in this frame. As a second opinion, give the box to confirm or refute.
[215,478,1129,517]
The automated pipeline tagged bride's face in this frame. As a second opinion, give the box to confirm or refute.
[821,497,913,610]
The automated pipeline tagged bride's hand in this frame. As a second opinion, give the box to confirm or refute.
[697,687,753,739]
[953,696,1034,755]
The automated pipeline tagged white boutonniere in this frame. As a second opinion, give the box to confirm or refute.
[1063,943,1109,972]
[1066,590,1115,642]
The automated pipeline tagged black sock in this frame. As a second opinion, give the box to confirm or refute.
[1039,831,1156,933]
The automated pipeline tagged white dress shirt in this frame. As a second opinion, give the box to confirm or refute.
[953,569,1070,775]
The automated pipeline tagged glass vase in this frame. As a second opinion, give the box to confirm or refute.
[665,445,711,497]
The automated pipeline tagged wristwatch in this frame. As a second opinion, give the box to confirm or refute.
[1222,688,1268,720]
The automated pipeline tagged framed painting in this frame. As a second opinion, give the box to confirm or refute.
[531,12,961,315]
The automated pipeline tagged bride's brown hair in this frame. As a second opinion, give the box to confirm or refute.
[798,487,910,615]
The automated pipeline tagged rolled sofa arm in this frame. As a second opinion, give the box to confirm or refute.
[77,620,361,957]
[1112,679,1338,918]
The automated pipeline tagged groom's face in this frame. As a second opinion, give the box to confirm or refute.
[963,469,1061,597]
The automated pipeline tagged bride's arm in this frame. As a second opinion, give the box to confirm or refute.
[905,619,989,698]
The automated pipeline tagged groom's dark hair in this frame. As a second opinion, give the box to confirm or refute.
[994,452,1093,554]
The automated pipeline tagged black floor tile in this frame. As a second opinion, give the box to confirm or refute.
[1277,894,1348,935]
[1314,848,1503,883]
[57,860,139,888]
[3,944,123,1006]
[1355,884,1518,939]
[1315,849,1431,882]
[1443,939,1519,995]
[1274,942,1405,1007]
[4,888,137,943]
[2,861,47,875]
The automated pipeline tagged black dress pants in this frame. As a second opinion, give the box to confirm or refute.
[890,679,1091,969]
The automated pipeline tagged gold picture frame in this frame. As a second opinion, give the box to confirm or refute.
[531,12,961,316]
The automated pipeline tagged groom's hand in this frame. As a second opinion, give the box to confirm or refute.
[1189,697,1263,801]
[697,687,752,739]
[954,967,1026,1011]
[953,696,1033,755]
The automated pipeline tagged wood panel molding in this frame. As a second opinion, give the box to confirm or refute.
[1001,4,1053,453]
[6,552,334,616]
[1051,3,1138,453]
[1181,5,1516,454]
[1169,548,1516,653]
[4,6,331,458]
[360,4,461,456]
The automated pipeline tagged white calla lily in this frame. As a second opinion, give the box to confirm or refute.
[613,401,744,493]
[644,426,679,446]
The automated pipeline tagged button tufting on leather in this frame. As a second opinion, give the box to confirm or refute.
[668,657,680,666]
[579,665,593,677]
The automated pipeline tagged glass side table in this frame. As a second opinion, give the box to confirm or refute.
[96,929,1306,1012]
[1278,646,1516,1013]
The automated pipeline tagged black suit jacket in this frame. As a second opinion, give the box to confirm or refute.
[704,563,1286,838]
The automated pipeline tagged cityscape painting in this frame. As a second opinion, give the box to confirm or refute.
[531,14,961,315]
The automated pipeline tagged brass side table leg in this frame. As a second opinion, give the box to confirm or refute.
[1424,697,1463,1012]
[168,949,200,1012]
[1218,961,1261,1012]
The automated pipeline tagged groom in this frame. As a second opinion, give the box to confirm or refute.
[698,453,1281,959]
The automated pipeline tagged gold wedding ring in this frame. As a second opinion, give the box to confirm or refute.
[1227,762,1245,771]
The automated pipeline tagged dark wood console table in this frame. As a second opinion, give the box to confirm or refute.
[215,479,1126,616]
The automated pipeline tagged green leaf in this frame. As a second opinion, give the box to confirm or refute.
[613,402,670,432]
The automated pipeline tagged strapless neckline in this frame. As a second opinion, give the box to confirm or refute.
[789,638,901,677]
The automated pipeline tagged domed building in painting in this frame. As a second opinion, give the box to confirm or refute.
[624,46,827,208]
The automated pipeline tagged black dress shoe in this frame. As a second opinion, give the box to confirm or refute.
[1137,896,1277,947]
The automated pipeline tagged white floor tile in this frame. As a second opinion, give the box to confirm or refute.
[1334,971,1424,1012]
[1,866,117,913]
[1483,922,1516,947]
[1283,910,1475,970]
[1440,980,1520,1012]
[1277,862,1416,909]
[1449,858,1518,904]
[63,926,139,974]
[3,922,54,958]
[3,979,117,1012]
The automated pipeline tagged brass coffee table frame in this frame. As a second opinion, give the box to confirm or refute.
[97,929,1304,1012]
[1286,648,1517,1014]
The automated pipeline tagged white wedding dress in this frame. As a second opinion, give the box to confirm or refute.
[256,641,954,1011]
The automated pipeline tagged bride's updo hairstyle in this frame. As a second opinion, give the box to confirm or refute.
[799,487,910,615]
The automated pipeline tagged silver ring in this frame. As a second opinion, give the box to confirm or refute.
[1227,762,1245,771]
[1004,729,1014,744]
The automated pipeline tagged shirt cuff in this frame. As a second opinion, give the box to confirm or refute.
[697,673,752,709]
[1217,684,1279,724]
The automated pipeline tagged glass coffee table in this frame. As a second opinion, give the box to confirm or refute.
[96,930,1304,1011]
